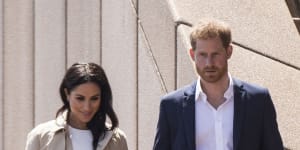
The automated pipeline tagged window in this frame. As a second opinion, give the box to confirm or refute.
[286,0,300,34]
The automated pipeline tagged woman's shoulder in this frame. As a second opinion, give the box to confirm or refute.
[104,123,126,140]
[112,127,127,139]
[25,120,66,150]
[102,128,128,150]
[27,120,63,138]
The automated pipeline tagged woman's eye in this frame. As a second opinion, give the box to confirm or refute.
[91,97,99,101]
[76,97,85,101]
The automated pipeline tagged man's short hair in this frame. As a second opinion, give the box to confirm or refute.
[190,19,232,50]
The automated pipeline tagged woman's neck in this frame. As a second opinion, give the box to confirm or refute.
[68,112,88,130]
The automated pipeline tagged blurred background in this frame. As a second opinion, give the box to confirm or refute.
[0,0,299,149]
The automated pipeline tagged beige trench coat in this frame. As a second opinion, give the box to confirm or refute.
[25,112,128,150]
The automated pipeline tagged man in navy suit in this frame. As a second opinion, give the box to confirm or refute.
[153,19,283,150]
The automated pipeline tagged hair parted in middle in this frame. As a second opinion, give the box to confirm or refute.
[57,62,118,150]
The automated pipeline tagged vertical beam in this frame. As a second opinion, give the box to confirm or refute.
[99,0,102,65]
[67,0,100,65]
[0,0,3,148]
[34,0,66,125]
[134,0,138,149]
[3,0,34,149]
[102,0,137,149]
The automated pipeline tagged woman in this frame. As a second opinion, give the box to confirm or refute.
[25,62,128,150]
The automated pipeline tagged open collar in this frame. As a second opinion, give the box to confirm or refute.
[52,110,115,149]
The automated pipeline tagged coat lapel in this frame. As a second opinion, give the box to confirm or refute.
[182,82,196,150]
[232,79,247,150]
[97,130,113,150]
[181,79,247,150]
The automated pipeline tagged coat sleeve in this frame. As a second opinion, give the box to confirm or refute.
[25,129,40,150]
[153,99,171,150]
[262,90,284,150]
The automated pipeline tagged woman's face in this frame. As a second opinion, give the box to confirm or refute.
[66,82,101,129]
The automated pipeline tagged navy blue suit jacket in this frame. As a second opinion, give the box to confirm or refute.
[153,78,283,150]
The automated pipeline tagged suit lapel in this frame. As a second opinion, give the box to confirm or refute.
[233,79,247,150]
[182,82,196,150]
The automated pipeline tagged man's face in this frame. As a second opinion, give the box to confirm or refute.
[190,37,232,83]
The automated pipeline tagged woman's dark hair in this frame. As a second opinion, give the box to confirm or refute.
[56,62,119,150]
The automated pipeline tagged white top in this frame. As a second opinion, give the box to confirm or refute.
[195,74,234,150]
[69,125,93,150]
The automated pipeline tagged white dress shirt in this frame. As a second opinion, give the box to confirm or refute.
[195,75,234,150]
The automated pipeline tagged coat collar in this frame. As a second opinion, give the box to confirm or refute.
[97,130,114,149]
[52,110,114,149]
[52,110,68,133]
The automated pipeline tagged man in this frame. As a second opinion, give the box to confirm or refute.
[153,19,283,150]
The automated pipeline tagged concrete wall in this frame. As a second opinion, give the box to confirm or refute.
[34,0,66,125]
[3,1,34,150]
[0,0,299,149]
[102,0,137,149]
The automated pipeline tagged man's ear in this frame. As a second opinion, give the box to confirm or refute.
[226,44,233,59]
[189,48,195,61]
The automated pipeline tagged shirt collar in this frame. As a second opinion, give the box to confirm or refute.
[195,73,234,102]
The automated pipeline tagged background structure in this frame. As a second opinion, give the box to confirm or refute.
[0,0,299,149]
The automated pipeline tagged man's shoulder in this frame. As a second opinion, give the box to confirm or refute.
[161,81,196,103]
[233,78,269,94]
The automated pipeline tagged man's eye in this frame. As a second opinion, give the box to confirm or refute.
[212,53,219,57]
[199,53,206,57]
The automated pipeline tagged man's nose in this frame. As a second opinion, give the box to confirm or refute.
[205,56,213,66]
